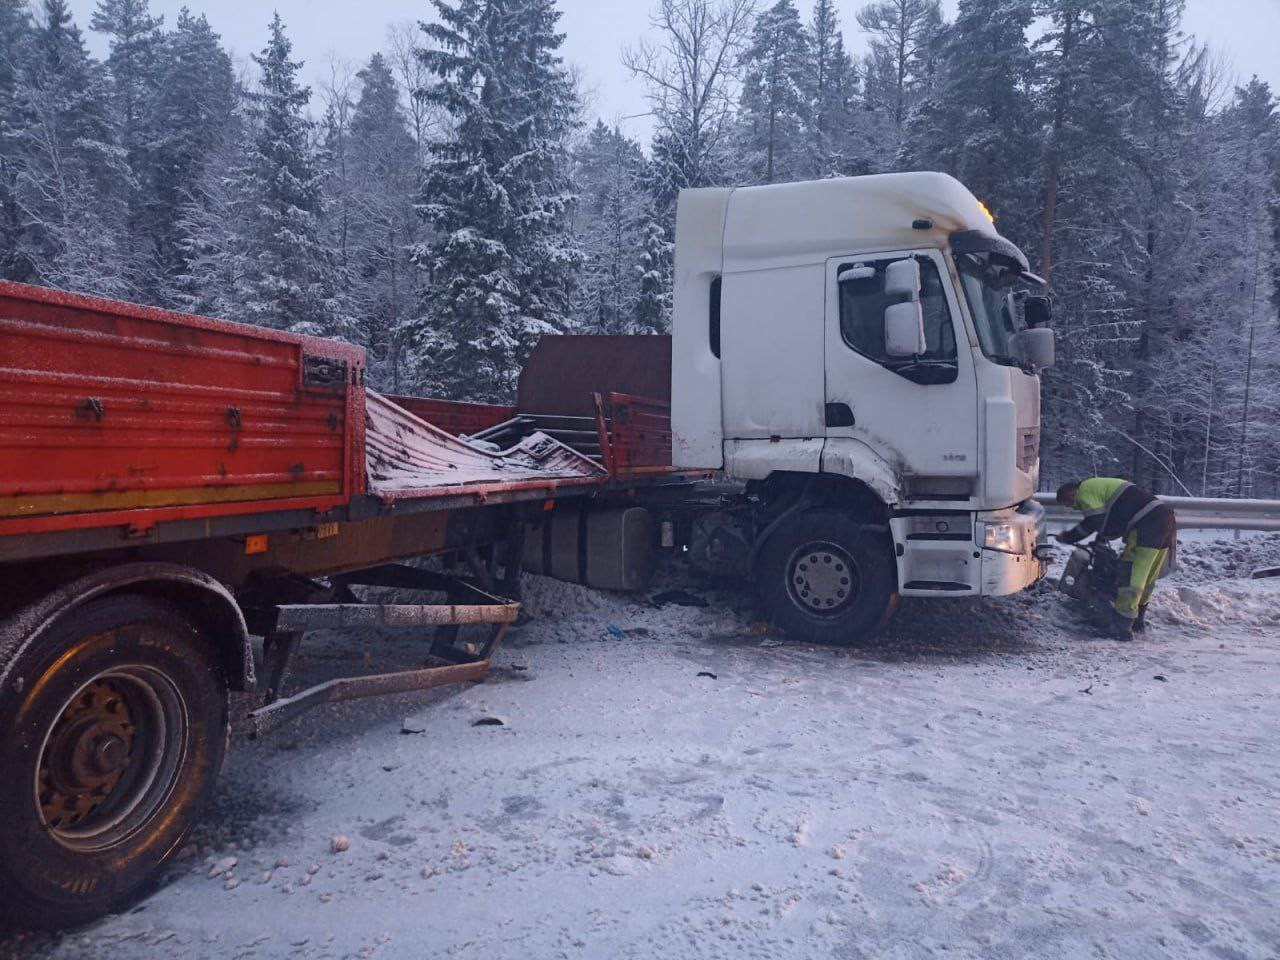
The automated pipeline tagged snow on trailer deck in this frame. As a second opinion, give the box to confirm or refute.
[8,536,1280,960]
[363,390,606,499]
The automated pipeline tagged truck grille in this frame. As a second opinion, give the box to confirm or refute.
[1018,427,1040,473]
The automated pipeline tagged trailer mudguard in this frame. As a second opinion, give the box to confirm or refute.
[0,562,254,693]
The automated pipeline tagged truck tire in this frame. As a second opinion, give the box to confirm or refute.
[755,510,897,645]
[0,595,229,930]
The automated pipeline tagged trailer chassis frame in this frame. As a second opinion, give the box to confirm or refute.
[247,531,525,738]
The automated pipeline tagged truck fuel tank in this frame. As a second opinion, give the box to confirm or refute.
[523,506,658,592]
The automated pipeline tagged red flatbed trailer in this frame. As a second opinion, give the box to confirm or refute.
[0,281,701,928]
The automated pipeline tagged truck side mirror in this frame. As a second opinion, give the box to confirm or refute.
[1018,327,1056,369]
[1024,296,1051,328]
[837,265,876,284]
[885,301,926,357]
[884,259,921,300]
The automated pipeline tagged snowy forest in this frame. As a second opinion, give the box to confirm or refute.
[0,0,1277,496]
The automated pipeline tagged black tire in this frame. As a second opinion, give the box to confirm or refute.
[755,510,898,645]
[0,595,229,930]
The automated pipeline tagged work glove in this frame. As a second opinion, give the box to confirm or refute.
[1056,528,1085,545]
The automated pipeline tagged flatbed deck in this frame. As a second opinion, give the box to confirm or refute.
[0,281,700,566]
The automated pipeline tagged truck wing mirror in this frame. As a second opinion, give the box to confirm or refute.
[837,265,876,284]
[1024,295,1052,328]
[885,301,926,357]
[1018,327,1056,370]
[884,259,921,300]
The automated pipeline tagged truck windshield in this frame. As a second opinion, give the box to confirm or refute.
[956,253,1025,368]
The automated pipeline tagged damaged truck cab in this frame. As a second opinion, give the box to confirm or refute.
[671,172,1053,642]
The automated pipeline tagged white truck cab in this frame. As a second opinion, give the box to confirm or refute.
[672,172,1053,642]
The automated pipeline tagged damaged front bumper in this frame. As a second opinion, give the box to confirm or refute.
[890,499,1047,598]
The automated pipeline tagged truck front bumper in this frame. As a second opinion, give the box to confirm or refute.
[891,499,1047,598]
[977,500,1048,596]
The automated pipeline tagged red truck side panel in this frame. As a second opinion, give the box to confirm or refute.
[0,282,365,537]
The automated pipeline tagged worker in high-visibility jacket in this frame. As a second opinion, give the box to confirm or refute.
[1055,477,1177,638]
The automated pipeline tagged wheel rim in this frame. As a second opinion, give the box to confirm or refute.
[35,664,189,852]
[786,541,862,618]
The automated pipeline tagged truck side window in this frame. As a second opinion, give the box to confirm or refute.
[838,257,957,382]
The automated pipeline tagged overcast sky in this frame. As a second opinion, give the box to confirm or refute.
[71,0,1280,142]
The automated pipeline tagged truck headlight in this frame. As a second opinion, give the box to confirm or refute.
[983,520,1024,555]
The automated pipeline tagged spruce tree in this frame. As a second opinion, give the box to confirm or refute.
[737,0,809,184]
[803,0,859,178]
[0,0,34,281]
[149,9,239,306]
[572,121,652,334]
[1032,0,1158,480]
[14,0,130,294]
[90,0,162,147]
[899,0,1039,251]
[412,0,581,401]
[90,0,164,295]
[857,0,943,163]
[635,220,673,334]
[232,14,339,335]
[344,52,420,390]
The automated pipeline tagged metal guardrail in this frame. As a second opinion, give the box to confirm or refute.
[1034,493,1280,533]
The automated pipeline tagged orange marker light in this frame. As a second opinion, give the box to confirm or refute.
[245,534,269,555]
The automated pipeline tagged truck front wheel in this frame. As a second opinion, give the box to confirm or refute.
[0,595,229,929]
[755,511,897,645]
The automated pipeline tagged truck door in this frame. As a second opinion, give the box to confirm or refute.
[822,249,979,503]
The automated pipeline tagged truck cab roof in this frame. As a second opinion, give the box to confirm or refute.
[680,171,1008,273]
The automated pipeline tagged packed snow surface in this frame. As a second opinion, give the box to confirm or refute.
[6,536,1280,960]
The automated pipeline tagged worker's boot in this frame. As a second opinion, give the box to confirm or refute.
[1132,605,1149,634]
[1100,608,1134,641]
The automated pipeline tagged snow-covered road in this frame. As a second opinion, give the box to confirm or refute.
[8,538,1280,960]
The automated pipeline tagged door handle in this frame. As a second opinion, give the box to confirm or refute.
[825,402,855,428]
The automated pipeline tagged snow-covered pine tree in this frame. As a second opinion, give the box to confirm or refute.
[572,121,652,334]
[411,0,582,401]
[802,0,860,179]
[90,0,163,295]
[231,14,340,336]
[736,0,809,185]
[856,0,943,167]
[170,133,240,320]
[635,219,673,333]
[344,52,420,391]
[1031,0,1154,483]
[90,0,162,149]
[0,0,34,282]
[898,0,1039,252]
[319,66,355,285]
[148,9,239,308]
[13,0,130,295]
[1206,79,1279,496]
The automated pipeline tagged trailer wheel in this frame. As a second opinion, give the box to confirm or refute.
[0,595,228,930]
[755,511,897,645]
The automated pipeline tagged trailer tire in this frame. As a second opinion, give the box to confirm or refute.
[755,510,897,645]
[0,595,229,930]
